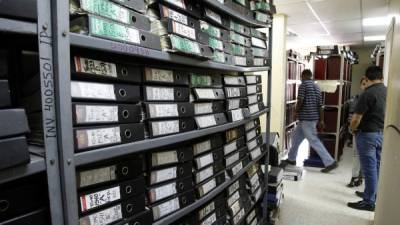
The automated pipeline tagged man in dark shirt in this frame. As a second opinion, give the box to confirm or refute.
[347,66,387,211]
[282,69,338,173]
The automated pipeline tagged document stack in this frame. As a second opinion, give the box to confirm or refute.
[245,75,265,115]
[224,75,249,122]
[250,29,269,66]
[250,0,272,23]
[226,175,252,225]
[200,20,233,64]
[195,194,228,225]
[267,166,284,213]
[147,145,195,221]
[224,126,248,177]
[70,56,145,152]
[229,20,253,66]
[192,73,228,129]
[70,0,162,50]
[245,118,264,161]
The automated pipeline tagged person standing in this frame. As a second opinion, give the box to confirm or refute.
[282,69,338,173]
[347,66,387,211]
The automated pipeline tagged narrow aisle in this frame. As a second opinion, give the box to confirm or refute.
[276,147,375,225]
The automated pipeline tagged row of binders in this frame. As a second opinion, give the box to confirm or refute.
[75,118,267,225]
[70,55,265,152]
[69,0,271,66]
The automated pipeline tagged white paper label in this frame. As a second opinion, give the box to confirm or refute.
[71,81,116,100]
[196,153,214,169]
[150,167,177,184]
[195,115,217,128]
[224,76,244,85]
[249,104,260,114]
[246,130,256,141]
[251,179,261,193]
[79,204,122,225]
[196,166,214,183]
[81,0,130,24]
[165,0,185,9]
[205,8,222,24]
[247,210,256,224]
[77,127,121,149]
[254,187,262,201]
[230,200,241,216]
[250,173,259,187]
[228,191,240,206]
[194,103,213,115]
[231,108,244,122]
[248,95,258,105]
[173,21,196,39]
[233,209,245,225]
[152,150,178,166]
[195,88,216,99]
[251,37,267,48]
[227,99,240,110]
[201,213,217,225]
[250,218,258,225]
[247,85,257,94]
[147,68,174,83]
[245,76,257,84]
[148,104,179,118]
[254,58,265,66]
[201,178,216,195]
[150,182,177,202]
[226,87,241,98]
[146,86,174,101]
[232,162,243,176]
[250,147,262,159]
[153,197,180,220]
[75,57,117,77]
[193,139,212,156]
[151,120,180,136]
[75,105,118,124]
[226,152,239,167]
[199,202,215,221]
[78,165,117,188]
[80,186,121,212]
[228,181,239,196]
[247,139,258,151]
[167,8,188,25]
[234,56,247,66]
[224,141,237,155]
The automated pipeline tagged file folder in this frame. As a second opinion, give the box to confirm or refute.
[224,87,247,98]
[244,118,260,131]
[145,103,194,119]
[225,126,245,143]
[151,190,196,221]
[193,101,225,115]
[227,108,250,122]
[160,4,200,29]
[144,67,189,85]
[149,161,192,185]
[223,75,246,86]
[245,75,262,84]
[149,146,193,168]
[0,80,11,108]
[226,98,248,110]
[247,94,263,105]
[194,148,224,170]
[223,136,245,156]
[71,81,141,102]
[0,109,29,138]
[194,113,227,129]
[196,172,225,198]
[148,118,195,137]
[194,160,224,184]
[144,86,190,102]
[193,88,225,101]
[190,74,223,87]
[148,176,193,203]
[192,134,224,156]
[0,136,30,170]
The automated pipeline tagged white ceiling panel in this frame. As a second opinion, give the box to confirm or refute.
[276,1,317,25]
[363,25,389,34]
[309,0,361,22]
[324,19,362,34]
[288,22,327,36]
[362,0,389,18]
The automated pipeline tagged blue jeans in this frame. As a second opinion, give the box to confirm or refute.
[288,120,335,166]
[356,132,383,204]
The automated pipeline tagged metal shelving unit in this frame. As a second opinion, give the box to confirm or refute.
[0,0,274,224]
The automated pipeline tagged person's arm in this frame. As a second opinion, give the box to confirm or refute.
[349,113,363,132]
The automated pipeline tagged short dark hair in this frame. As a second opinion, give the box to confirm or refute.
[365,66,383,81]
[301,69,312,79]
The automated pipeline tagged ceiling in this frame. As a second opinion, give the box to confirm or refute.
[275,0,390,49]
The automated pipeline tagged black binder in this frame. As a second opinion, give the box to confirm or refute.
[71,81,141,102]
[124,208,153,225]
[148,161,193,185]
[0,109,29,138]
[151,190,196,221]
[143,86,190,102]
[147,176,193,203]
[148,146,194,168]
[147,118,195,138]
[192,88,225,101]
[0,80,11,108]
[193,101,225,115]
[0,136,30,170]
[192,134,224,156]
[143,67,189,85]
[194,113,227,129]
[144,103,194,119]
[109,0,146,14]
[0,208,49,225]
[159,4,200,29]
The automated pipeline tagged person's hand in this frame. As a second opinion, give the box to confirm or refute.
[317,120,325,131]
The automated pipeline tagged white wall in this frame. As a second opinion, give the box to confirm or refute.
[350,47,375,96]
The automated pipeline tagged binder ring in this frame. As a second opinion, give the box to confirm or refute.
[126,203,133,213]
[122,166,129,175]
[141,35,146,42]
[180,106,185,113]
[122,110,130,119]
[182,122,186,129]
[0,200,9,212]
[215,91,219,96]
[126,185,132,194]
[131,16,137,23]
[119,89,127,97]
[121,67,128,76]
[190,21,194,27]
[179,183,184,189]
[182,196,187,204]
[179,152,184,159]
[125,129,132,139]
[179,167,184,174]
[134,222,140,225]
[176,74,180,80]
[177,91,181,97]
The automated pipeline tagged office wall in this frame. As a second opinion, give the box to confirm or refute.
[350,46,374,96]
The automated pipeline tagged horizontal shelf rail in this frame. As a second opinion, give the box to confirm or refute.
[0,18,37,35]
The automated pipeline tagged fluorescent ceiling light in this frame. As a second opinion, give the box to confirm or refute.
[305,0,330,35]
[364,35,385,41]
[363,17,390,26]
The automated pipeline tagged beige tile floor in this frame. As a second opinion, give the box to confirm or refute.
[276,145,375,225]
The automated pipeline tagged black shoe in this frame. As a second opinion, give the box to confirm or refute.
[347,177,363,187]
[321,161,338,173]
[347,201,375,211]
[281,159,296,167]
[355,191,364,198]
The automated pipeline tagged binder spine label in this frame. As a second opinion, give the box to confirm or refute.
[228,181,239,196]
[151,167,177,184]
[146,87,174,101]
[246,210,256,224]
[146,68,174,82]
[232,44,246,56]
[254,187,262,201]
[212,51,226,63]
[227,99,240,110]
[197,153,214,168]
[199,201,215,221]
[170,35,201,55]
[152,197,180,220]
[152,151,178,166]
[191,74,212,87]
[194,103,213,115]
[226,87,241,98]
[249,104,260,114]
[250,147,262,159]
[193,139,212,155]
[162,6,188,25]
[89,16,140,44]
[209,37,223,51]
[71,81,116,100]
[233,209,245,225]
[224,76,244,86]
[246,129,256,140]
[234,56,246,66]
[228,191,240,207]
[76,127,121,149]
[251,37,266,48]
[230,32,246,46]
[246,76,257,84]
[200,21,221,39]
[172,20,196,39]
[80,186,121,212]
[224,141,237,155]
[232,161,243,176]
[254,58,265,66]
[196,166,214,183]
[250,218,258,225]
[80,204,122,225]
[81,0,130,24]
[226,152,239,167]
[150,182,177,202]
[151,120,180,136]
[247,139,257,151]
[251,179,260,193]
[196,88,217,99]
[76,105,118,123]
[165,0,185,9]
[252,47,267,57]
[245,121,255,131]
[79,165,117,188]
[230,21,247,35]
[231,108,244,121]
[201,212,217,225]
[205,8,222,24]
[247,95,259,105]
[230,200,241,216]
[195,115,217,128]
[74,56,117,77]
[255,11,268,22]
[200,178,216,196]
[148,104,179,118]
